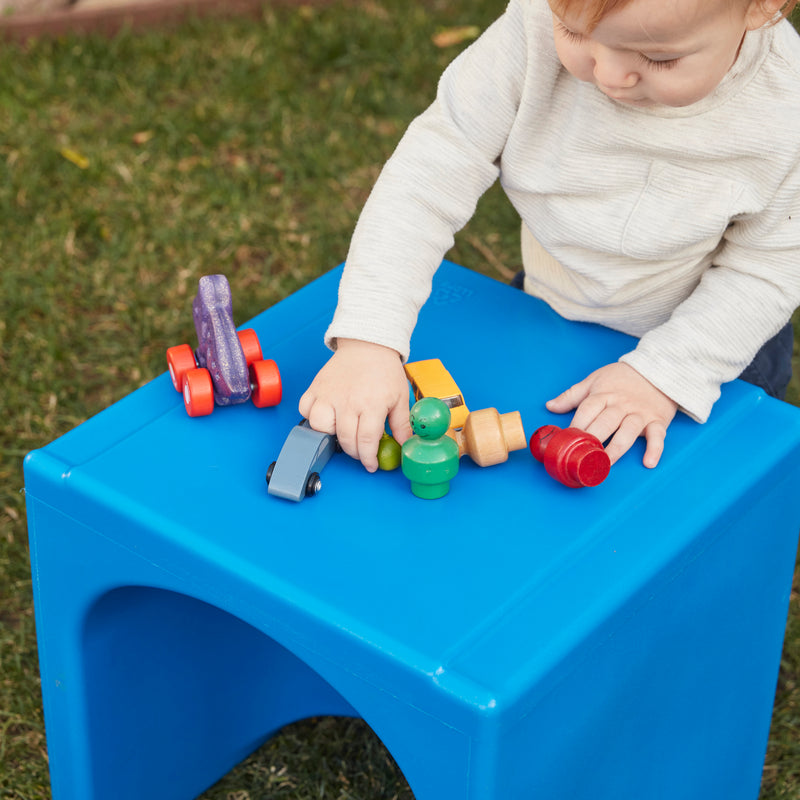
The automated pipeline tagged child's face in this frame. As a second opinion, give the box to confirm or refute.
[549,0,771,107]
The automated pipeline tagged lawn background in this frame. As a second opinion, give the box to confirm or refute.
[1,2,799,798]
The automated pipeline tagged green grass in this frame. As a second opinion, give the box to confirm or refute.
[1,3,799,798]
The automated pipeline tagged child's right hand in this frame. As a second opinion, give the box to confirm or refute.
[545,361,678,468]
[299,338,412,473]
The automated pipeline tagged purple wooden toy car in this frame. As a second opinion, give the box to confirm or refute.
[167,274,282,417]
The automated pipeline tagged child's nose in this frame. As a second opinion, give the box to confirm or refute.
[592,48,638,89]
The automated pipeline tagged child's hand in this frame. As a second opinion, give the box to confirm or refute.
[299,339,412,473]
[546,362,678,468]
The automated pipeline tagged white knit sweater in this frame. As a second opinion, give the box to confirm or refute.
[326,0,800,421]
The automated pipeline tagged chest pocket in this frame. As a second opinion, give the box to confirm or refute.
[621,162,745,260]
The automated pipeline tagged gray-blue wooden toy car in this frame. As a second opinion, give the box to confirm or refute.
[266,420,340,501]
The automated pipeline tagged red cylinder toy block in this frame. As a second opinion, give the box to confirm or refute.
[529,425,611,488]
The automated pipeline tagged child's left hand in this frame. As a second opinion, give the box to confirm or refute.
[546,362,678,468]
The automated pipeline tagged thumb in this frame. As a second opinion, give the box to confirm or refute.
[546,379,590,414]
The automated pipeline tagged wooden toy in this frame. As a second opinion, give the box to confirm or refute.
[447,408,527,467]
[404,358,469,429]
[529,424,611,488]
[266,419,340,501]
[401,398,459,499]
[166,274,282,417]
[377,432,402,471]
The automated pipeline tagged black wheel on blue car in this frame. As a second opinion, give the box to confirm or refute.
[305,472,321,497]
[266,461,276,485]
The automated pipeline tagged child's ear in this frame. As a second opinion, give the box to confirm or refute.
[744,0,786,28]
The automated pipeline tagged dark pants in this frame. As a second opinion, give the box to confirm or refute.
[510,270,793,401]
[739,323,794,400]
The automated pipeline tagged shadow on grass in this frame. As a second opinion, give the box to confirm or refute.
[200,717,415,800]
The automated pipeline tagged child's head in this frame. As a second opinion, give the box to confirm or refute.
[548,0,797,107]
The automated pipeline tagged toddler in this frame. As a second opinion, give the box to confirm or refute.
[300,0,800,473]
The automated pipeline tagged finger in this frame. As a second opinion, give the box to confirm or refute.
[332,411,359,462]
[584,405,646,452]
[297,388,315,421]
[355,409,387,473]
[602,414,645,465]
[304,400,336,436]
[568,394,610,433]
[387,398,412,445]
[546,378,592,414]
[642,421,668,468]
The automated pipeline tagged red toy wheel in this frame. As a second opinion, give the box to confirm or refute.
[166,344,196,392]
[183,368,215,417]
[250,359,282,408]
[237,329,263,366]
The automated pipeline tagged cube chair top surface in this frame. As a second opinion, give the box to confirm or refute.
[24,261,800,732]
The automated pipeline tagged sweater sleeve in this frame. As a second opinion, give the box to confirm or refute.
[324,0,530,359]
[620,158,800,422]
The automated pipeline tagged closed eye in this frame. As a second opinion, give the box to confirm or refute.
[557,20,683,71]
[637,53,681,71]
[556,21,584,43]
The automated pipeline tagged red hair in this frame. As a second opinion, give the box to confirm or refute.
[550,0,636,32]
[551,0,799,32]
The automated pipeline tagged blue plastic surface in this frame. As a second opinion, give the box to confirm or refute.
[24,261,800,800]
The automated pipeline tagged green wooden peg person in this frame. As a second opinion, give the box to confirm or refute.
[401,397,460,499]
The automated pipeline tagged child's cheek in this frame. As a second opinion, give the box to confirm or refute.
[650,76,709,109]
[555,42,592,83]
